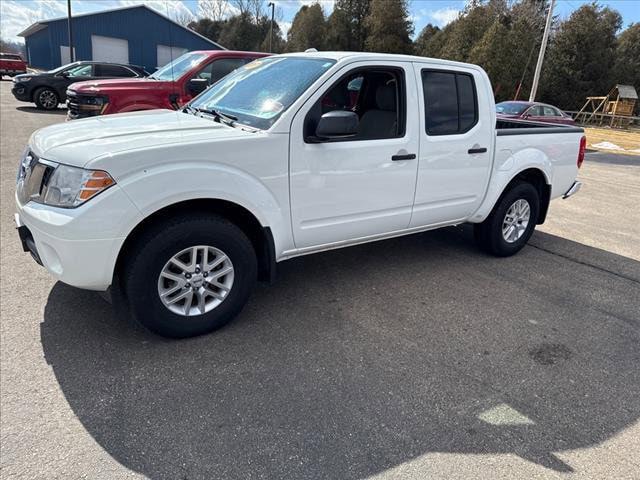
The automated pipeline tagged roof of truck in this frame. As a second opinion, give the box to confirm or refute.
[278,51,483,70]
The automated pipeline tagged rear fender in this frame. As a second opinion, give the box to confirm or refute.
[469,147,552,223]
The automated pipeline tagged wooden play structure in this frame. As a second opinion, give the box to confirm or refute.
[574,84,638,128]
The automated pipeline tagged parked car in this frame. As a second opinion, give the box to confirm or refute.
[496,100,575,125]
[11,61,148,110]
[66,50,269,119]
[15,52,585,338]
[0,52,27,77]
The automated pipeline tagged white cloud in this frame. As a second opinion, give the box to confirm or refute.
[279,20,292,38]
[421,7,460,27]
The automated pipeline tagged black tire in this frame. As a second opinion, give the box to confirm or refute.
[34,87,59,110]
[123,214,257,338]
[474,181,539,257]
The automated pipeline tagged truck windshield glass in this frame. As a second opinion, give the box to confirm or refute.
[496,102,528,115]
[188,57,336,130]
[150,52,208,81]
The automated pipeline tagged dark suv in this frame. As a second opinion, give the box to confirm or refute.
[11,61,148,110]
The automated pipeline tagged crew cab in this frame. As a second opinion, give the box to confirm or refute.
[66,50,268,119]
[15,52,585,338]
[0,52,27,77]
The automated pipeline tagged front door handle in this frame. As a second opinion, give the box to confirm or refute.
[468,147,487,154]
[391,153,416,161]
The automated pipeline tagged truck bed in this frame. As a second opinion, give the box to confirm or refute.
[496,118,584,135]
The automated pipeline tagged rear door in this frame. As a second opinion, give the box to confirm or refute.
[289,60,420,248]
[409,64,493,227]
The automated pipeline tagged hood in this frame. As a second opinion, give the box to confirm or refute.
[29,109,255,167]
[69,77,173,94]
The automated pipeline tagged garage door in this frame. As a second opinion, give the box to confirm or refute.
[91,35,129,64]
[157,45,188,69]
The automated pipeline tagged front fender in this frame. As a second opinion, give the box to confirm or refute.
[115,162,291,256]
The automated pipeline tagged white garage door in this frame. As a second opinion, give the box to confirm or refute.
[157,45,188,69]
[60,45,76,65]
[91,35,129,64]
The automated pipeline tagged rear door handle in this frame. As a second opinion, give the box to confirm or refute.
[468,147,487,154]
[391,153,416,161]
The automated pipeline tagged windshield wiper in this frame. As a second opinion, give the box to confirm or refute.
[188,106,238,127]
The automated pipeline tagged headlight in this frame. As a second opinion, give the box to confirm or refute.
[16,76,32,82]
[42,164,115,207]
[16,152,116,208]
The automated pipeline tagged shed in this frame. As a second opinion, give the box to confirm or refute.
[18,5,224,72]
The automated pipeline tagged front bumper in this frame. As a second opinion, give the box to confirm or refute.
[11,84,31,102]
[14,186,141,291]
[563,180,582,199]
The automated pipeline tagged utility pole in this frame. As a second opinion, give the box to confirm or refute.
[529,0,555,102]
[268,2,275,53]
[67,0,74,62]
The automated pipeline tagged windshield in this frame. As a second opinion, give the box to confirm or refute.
[150,52,208,81]
[496,102,529,115]
[188,56,336,130]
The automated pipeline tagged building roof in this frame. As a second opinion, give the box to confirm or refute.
[17,4,224,50]
[615,84,638,99]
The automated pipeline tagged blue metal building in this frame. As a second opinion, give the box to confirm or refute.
[18,5,224,72]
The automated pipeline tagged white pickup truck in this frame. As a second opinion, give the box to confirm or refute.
[15,52,585,338]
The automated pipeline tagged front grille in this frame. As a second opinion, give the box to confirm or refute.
[16,151,55,205]
[66,90,108,119]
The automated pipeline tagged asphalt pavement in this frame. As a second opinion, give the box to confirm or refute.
[1,80,639,479]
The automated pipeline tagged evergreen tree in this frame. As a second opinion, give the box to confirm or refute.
[539,4,622,109]
[327,0,370,51]
[364,0,413,54]
[286,3,327,52]
[414,24,441,57]
[613,23,640,96]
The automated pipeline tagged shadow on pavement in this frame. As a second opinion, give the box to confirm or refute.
[41,226,640,479]
[16,106,67,115]
[584,151,640,166]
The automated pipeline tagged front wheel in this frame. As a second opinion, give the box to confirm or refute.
[34,87,59,110]
[474,181,539,257]
[123,214,257,338]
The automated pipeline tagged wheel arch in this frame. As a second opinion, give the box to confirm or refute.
[115,198,276,285]
[506,168,551,224]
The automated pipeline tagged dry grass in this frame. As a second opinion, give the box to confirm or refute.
[584,127,640,155]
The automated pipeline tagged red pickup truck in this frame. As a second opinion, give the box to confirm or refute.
[66,50,268,119]
[0,53,27,77]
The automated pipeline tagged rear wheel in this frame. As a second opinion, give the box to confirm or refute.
[34,87,59,110]
[474,181,539,257]
[123,214,257,338]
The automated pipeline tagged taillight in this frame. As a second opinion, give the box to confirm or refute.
[577,135,586,168]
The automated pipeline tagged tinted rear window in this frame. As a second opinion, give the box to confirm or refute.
[422,70,478,135]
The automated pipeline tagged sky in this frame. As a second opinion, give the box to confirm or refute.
[1,0,639,43]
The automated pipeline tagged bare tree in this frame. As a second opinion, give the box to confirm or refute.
[199,0,230,22]
[173,9,195,27]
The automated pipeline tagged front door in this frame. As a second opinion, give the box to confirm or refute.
[289,61,420,249]
[409,64,493,227]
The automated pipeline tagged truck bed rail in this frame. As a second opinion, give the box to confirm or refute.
[496,118,584,136]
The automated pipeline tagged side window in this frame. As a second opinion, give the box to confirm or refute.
[195,58,248,86]
[305,67,405,142]
[527,106,543,116]
[96,64,137,77]
[65,64,93,77]
[422,70,478,135]
[543,106,558,116]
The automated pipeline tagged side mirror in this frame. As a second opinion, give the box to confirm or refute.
[188,78,208,95]
[60,71,69,78]
[315,110,359,139]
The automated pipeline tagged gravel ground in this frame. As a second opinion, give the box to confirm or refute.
[1,80,639,480]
